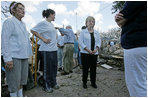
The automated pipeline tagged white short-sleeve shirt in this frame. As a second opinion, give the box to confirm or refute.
[31,20,57,51]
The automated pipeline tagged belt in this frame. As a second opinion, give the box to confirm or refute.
[65,43,74,44]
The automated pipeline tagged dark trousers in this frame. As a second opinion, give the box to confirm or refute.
[37,51,43,71]
[81,53,97,85]
[41,51,58,89]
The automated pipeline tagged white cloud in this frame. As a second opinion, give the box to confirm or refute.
[68,11,75,16]
[74,1,100,16]
[62,19,69,27]
[47,3,67,15]
[20,1,41,13]
[52,22,62,27]
[103,1,114,4]
[94,13,103,25]
[31,1,41,5]
[23,13,36,29]
[26,6,37,13]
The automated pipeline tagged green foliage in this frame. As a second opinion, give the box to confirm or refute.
[112,1,125,14]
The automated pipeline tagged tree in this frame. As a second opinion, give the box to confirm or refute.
[1,1,11,20]
[100,27,121,41]
[112,1,125,14]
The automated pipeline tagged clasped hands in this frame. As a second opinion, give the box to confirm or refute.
[88,49,98,55]
[85,47,98,55]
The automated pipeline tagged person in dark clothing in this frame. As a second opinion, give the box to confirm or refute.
[115,1,147,97]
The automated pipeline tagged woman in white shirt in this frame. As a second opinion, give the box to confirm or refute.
[1,2,32,97]
[78,16,101,89]
[31,8,59,93]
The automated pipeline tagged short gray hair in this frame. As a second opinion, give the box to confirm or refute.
[66,25,72,29]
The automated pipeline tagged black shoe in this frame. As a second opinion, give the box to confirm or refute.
[91,84,97,88]
[58,68,62,71]
[70,70,73,73]
[61,71,69,75]
[83,84,87,89]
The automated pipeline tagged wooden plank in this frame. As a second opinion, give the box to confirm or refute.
[101,64,113,69]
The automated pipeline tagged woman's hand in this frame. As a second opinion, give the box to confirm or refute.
[92,49,97,54]
[5,61,13,70]
[42,38,51,44]
[88,50,94,55]
[84,47,93,55]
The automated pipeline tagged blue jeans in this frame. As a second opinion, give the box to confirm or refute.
[41,51,58,89]
[78,51,82,65]
[57,48,63,68]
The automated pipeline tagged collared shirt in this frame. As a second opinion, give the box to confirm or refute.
[1,16,32,62]
[57,35,65,46]
[31,20,57,51]
[59,28,75,44]
[78,28,101,55]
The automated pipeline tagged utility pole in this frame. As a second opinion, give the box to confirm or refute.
[76,12,77,31]
[63,24,64,28]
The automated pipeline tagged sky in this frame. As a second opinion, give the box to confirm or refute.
[1,0,119,35]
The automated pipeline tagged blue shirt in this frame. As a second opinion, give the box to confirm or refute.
[1,16,32,62]
[59,28,75,44]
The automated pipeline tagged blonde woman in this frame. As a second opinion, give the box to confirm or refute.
[78,16,101,89]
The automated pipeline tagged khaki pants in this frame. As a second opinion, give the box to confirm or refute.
[63,44,74,73]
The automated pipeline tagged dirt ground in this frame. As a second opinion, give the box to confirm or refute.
[23,65,130,97]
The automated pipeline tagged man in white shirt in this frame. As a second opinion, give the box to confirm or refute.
[57,33,65,71]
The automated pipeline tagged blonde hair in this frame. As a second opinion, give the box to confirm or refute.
[85,16,95,27]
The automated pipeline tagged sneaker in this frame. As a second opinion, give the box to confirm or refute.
[53,85,60,89]
[42,87,53,93]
